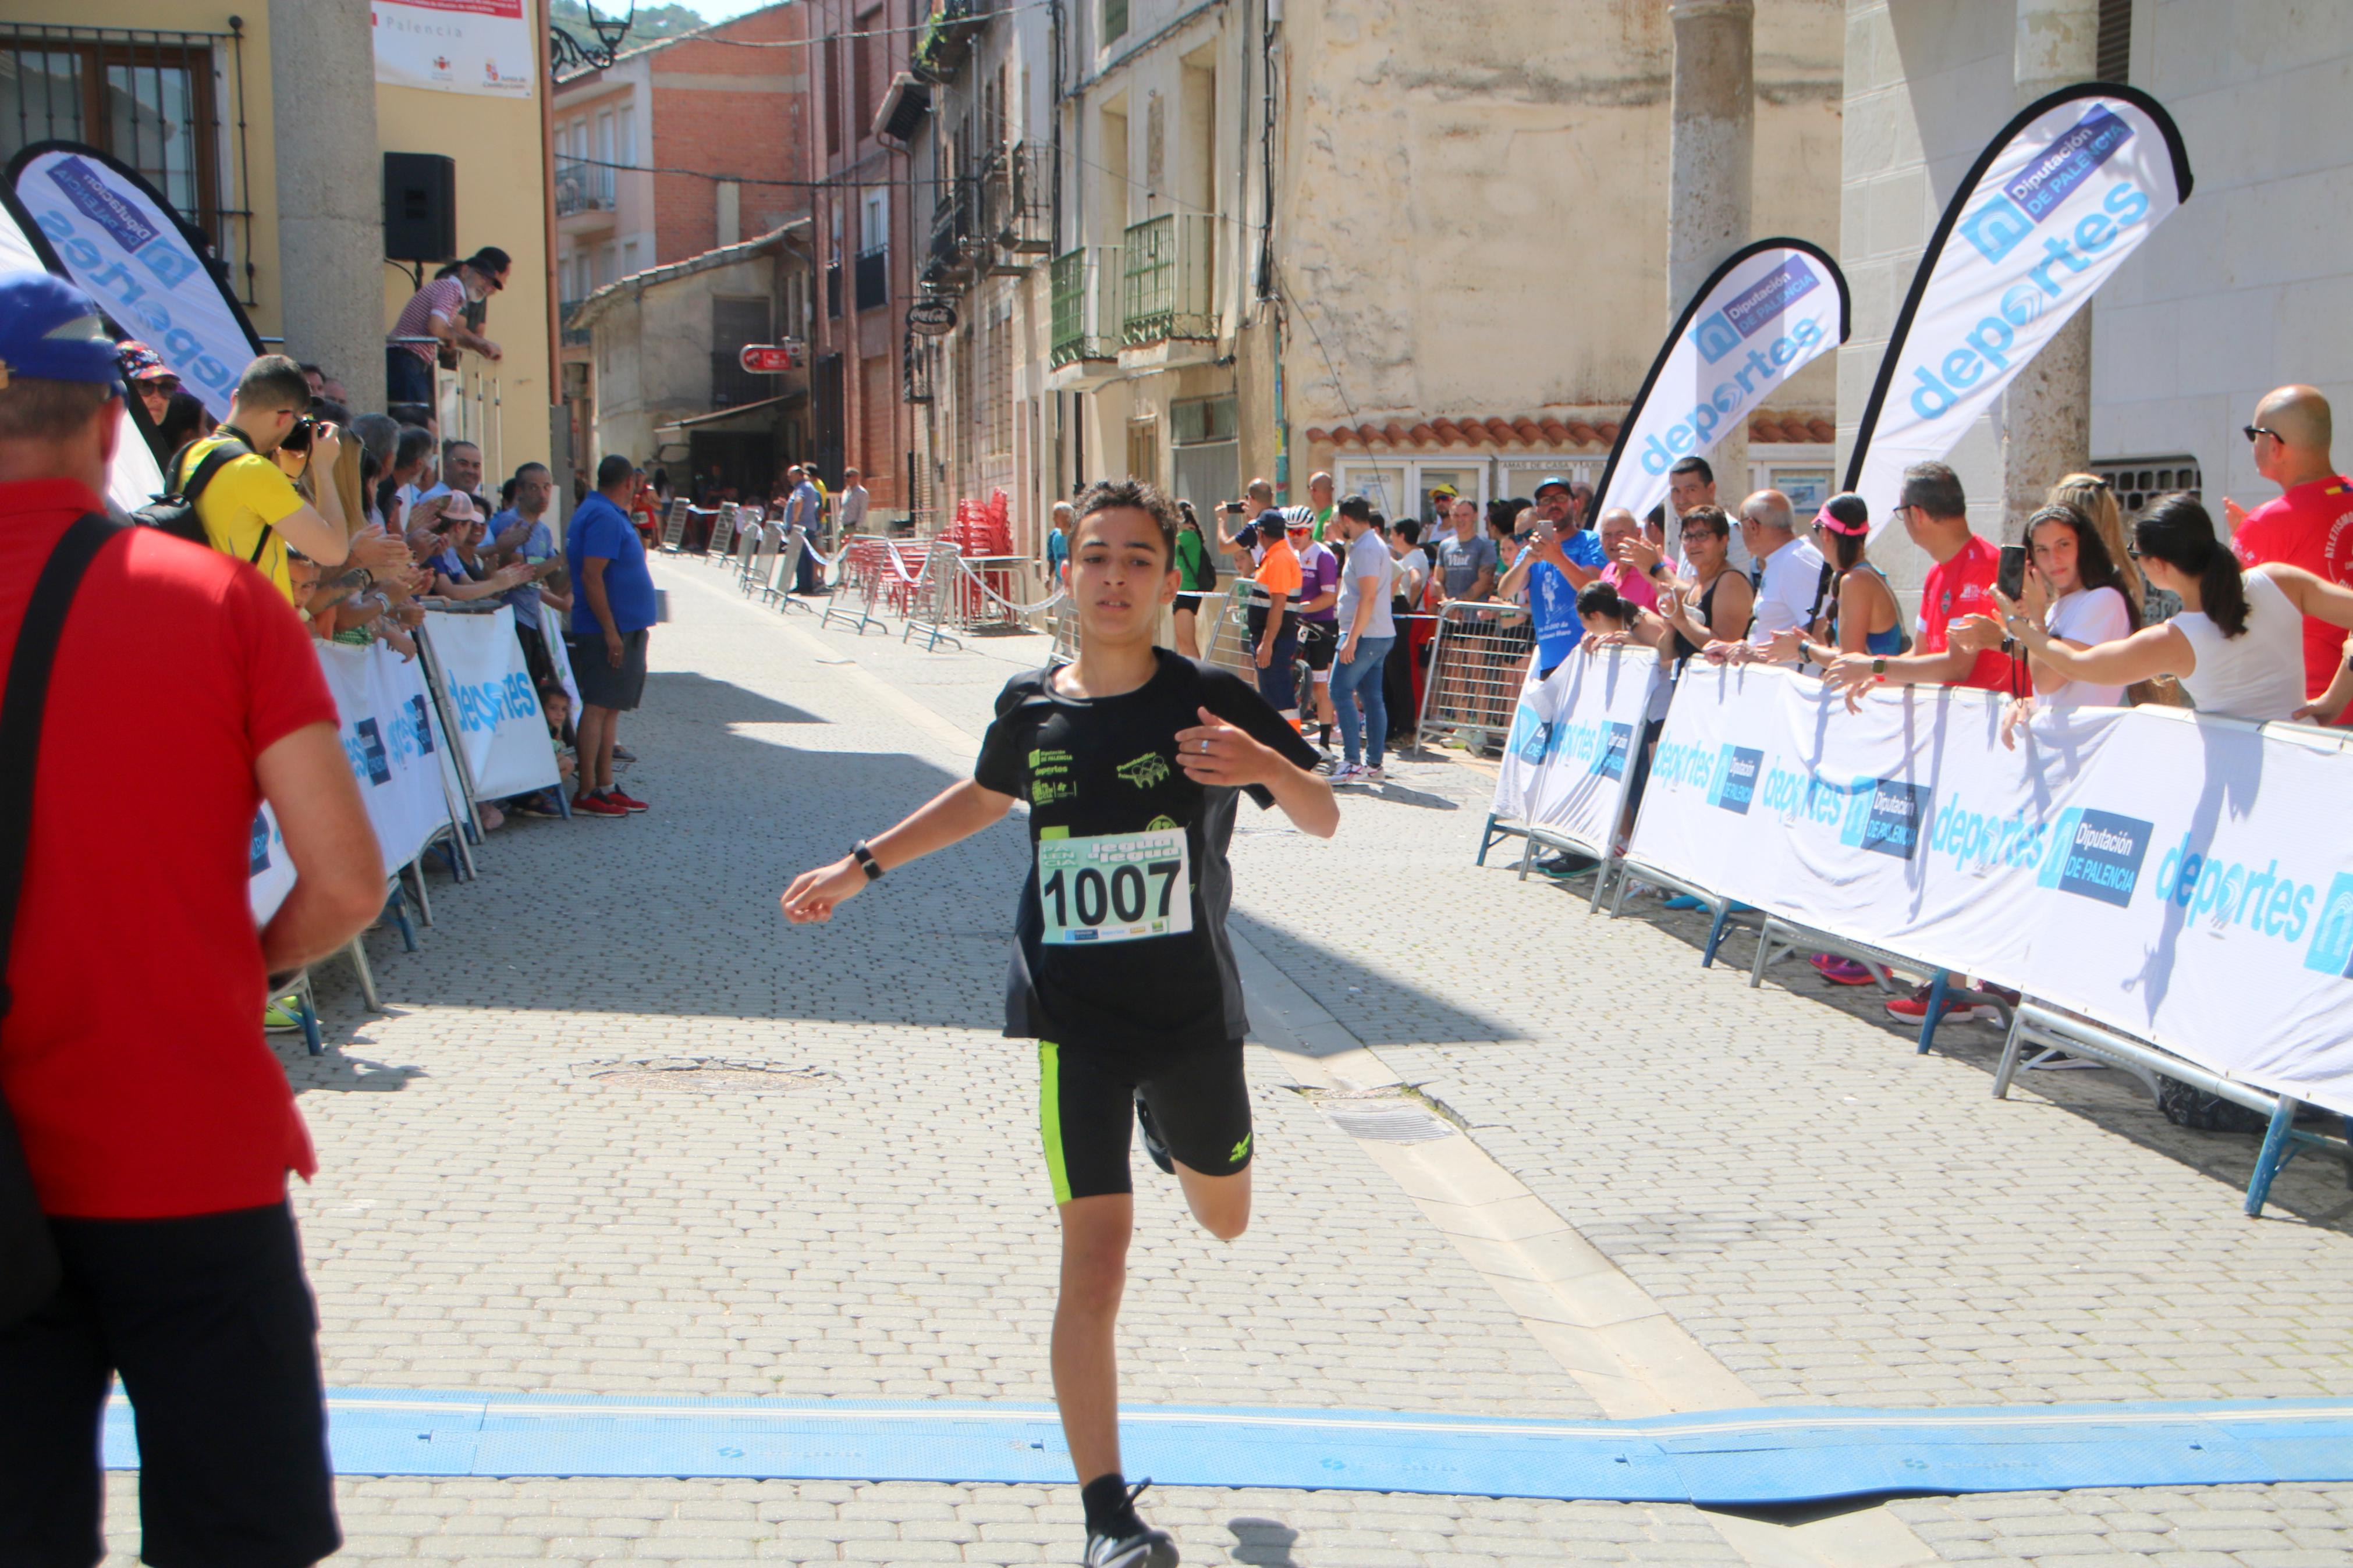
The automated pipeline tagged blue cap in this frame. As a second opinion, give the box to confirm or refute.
[1534,475,1573,496]
[0,271,123,393]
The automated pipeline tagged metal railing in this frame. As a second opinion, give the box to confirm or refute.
[553,157,615,216]
[1121,214,1216,346]
[1416,600,1536,755]
[926,175,981,287]
[983,141,1052,257]
[854,244,889,312]
[559,299,590,347]
[1050,245,1122,367]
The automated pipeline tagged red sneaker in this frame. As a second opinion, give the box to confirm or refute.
[1810,953,1878,986]
[605,787,650,813]
[1883,984,1997,1023]
[573,792,628,818]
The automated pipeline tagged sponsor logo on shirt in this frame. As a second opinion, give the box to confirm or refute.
[1116,752,1171,790]
[1032,778,1076,806]
[1030,747,1072,777]
[250,810,272,874]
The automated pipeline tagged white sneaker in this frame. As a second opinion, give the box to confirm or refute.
[1329,763,1366,785]
[1360,766,1385,784]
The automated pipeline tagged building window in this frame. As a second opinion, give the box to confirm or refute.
[1103,0,1128,45]
[856,189,889,312]
[852,7,879,142]
[2095,0,2131,83]
[0,23,255,302]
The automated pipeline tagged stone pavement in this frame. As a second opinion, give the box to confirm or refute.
[101,557,2353,1565]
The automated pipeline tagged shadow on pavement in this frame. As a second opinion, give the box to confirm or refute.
[1226,1516,1301,1566]
[1555,880,2353,1232]
[292,669,1517,1069]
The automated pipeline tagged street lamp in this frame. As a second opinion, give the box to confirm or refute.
[549,1,637,76]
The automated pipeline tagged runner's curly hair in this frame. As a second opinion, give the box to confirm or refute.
[1074,477,1179,566]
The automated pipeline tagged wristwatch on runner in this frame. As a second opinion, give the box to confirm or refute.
[851,842,883,880]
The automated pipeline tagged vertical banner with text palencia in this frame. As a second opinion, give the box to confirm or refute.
[1846,84,2194,523]
[372,0,538,99]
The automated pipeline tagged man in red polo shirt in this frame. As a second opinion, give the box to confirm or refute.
[2226,385,2353,723]
[1819,460,2017,706]
[0,273,385,1567]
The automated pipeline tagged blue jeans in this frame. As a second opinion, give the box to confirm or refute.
[1330,634,1393,766]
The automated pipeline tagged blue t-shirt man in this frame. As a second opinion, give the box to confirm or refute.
[487,506,557,620]
[1530,528,1608,673]
[567,489,658,637]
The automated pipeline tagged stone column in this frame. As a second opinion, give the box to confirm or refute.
[1669,0,1753,541]
[1997,0,2102,538]
[269,0,386,412]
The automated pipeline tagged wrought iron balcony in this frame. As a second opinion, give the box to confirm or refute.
[1120,214,1215,347]
[855,244,890,312]
[553,158,615,217]
[925,175,981,287]
[1050,246,1121,368]
[559,298,591,347]
[982,141,1052,260]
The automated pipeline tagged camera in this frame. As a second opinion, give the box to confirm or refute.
[279,414,319,455]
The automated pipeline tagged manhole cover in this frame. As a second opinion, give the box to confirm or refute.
[1294,1085,1461,1144]
[580,1058,839,1094]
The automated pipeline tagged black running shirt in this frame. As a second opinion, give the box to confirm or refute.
[974,650,1320,1055]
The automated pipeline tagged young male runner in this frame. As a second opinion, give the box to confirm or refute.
[781,479,1338,1567]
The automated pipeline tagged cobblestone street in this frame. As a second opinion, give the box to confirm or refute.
[105,560,2353,1565]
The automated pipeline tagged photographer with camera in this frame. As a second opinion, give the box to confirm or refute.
[177,355,406,606]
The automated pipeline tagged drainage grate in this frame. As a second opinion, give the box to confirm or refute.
[1293,1085,1463,1144]
[580,1058,840,1094]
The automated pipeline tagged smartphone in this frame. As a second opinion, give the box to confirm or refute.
[1996,543,2028,601]
[1222,500,1245,515]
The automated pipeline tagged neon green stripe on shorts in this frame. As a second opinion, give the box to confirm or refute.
[1038,1040,1072,1206]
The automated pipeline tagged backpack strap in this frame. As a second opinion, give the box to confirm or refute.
[173,438,275,565]
[0,511,122,1324]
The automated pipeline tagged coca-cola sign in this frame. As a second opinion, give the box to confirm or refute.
[738,342,803,372]
[907,299,958,336]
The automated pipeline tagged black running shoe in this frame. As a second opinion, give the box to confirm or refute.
[1134,1094,1174,1176]
[1084,1481,1178,1567]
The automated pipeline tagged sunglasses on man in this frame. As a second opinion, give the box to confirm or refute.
[2244,424,2280,443]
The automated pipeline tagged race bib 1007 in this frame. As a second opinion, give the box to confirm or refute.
[1037,827,1191,945]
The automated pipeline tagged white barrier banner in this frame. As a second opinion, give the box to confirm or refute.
[249,803,296,927]
[1596,240,1848,525]
[320,641,452,875]
[1629,665,2353,1115]
[425,609,560,801]
[372,0,537,98]
[1848,86,2191,520]
[542,600,581,718]
[1492,666,1567,824]
[8,145,258,420]
[1516,647,1662,855]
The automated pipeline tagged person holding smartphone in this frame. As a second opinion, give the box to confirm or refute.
[1950,503,2138,746]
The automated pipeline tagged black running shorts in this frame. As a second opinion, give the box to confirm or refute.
[1038,1039,1252,1203]
[0,1203,339,1568]
[1299,620,1339,674]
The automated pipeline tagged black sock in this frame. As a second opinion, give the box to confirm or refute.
[1081,1472,1140,1537]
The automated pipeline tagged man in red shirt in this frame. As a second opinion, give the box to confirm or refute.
[2226,385,2353,723]
[0,273,385,1567]
[1820,461,2016,705]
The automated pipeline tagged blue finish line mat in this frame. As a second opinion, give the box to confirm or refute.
[101,1392,2353,1503]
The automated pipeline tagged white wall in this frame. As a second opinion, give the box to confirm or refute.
[1836,0,2017,589]
[2089,1,2353,509]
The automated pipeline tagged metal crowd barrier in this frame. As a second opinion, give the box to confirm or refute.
[1417,600,1535,756]
[658,498,690,553]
